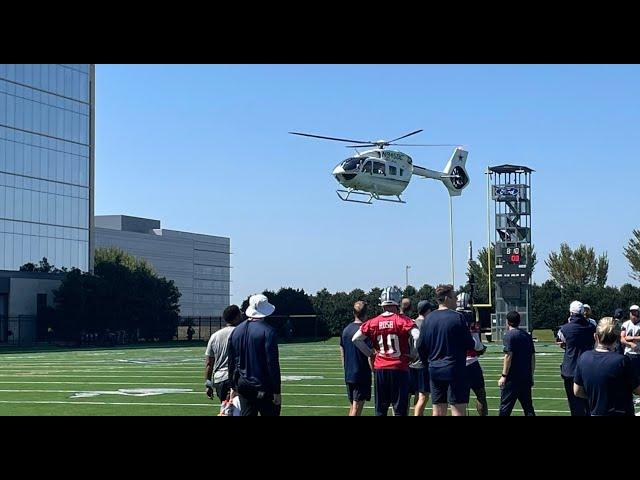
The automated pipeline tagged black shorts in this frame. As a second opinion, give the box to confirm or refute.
[214,379,232,402]
[627,354,640,381]
[466,361,485,390]
[429,366,470,405]
[346,381,372,402]
[409,367,431,394]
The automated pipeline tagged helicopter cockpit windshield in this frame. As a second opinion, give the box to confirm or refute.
[341,157,363,171]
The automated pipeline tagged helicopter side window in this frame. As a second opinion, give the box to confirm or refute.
[389,166,397,176]
[373,162,386,175]
[362,161,373,174]
[400,168,404,177]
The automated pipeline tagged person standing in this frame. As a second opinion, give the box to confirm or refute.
[613,308,626,355]
[400,297,413,317]
[408,300,434,416]
[558,300,596,416]
[458,292,488,416]
[621,305,640,382]
[228,294,282,416]
[205,305,243,404]
[352,286,419,416]
[498,311,536,416]
[574,317,640,416]
[417,284,475,417]
[340,301,372,416]
[583,304,597,327]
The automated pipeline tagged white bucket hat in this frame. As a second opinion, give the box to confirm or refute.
[569,300,584,315]
[245,294,275,319]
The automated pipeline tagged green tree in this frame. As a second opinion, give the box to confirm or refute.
[623,229,640,281]
[53,248,181,342]
[545,243,608,288]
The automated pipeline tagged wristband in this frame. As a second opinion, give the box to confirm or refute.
[205,379,213,388]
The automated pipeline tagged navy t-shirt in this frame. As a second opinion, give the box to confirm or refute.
[560,316,596,378]
[417,309,475,379]
[503,328,535,386]
[227,319,281,394]
[340,322,372,384]
[574,350,639,416]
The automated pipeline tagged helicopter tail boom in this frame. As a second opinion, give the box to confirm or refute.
[413,147,470,197]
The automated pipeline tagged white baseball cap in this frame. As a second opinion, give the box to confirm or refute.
[570,300,584,315]
[630,305,640,311]
[245,294,275,319]
[583,304,591,311]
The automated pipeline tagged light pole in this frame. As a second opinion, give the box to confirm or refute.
[405,265,411,288]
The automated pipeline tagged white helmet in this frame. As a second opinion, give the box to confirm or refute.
[456,292,471,310]
[380,286,402,306]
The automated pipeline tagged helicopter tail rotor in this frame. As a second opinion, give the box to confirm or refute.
[413,147,470,197]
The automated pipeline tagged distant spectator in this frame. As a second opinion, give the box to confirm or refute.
[187,326,195,341]
[583,304,597,327]
[558,300,596,416]
[574,317,640,416]
[400,297,412,317]
[613,308,626,355]
[498,311,536,416]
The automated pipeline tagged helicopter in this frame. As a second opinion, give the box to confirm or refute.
[289,129,470,204]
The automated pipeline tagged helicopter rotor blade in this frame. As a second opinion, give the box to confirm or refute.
[289,132,372,144]
[390,143,460,147]
[345,144,378,148]
[387,129,423,143]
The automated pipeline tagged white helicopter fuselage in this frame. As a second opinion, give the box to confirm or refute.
[332,149,412,196]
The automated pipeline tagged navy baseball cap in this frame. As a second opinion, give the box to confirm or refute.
[417,300,435,315]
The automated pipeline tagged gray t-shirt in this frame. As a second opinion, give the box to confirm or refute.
[205,325,235,383]
[410,317,424,369]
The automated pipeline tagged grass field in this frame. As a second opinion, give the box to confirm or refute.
[0,338,590,415]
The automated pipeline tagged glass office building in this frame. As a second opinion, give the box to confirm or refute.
[0,64,94,272]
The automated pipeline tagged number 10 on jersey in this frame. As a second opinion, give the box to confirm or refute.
[376,334,401,358]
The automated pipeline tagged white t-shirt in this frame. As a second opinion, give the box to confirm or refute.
[621,320,640,355]
[205,325,235,383]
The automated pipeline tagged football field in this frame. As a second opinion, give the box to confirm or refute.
[0,338,572,416]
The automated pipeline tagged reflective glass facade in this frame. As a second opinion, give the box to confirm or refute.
[0,64,93,272]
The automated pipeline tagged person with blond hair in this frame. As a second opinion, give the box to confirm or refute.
[573,317,640,416]
[340,300,372,416]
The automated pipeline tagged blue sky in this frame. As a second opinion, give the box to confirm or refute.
[95,64,640,301]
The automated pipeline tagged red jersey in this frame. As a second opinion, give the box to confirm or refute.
[360,312,416,371]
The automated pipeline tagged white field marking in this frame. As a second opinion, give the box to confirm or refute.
[0,389,199,394]
[69,388,193,399]
[0,388,569,395]
[281,376,324,381]
[0,381,200,385]
[0,400,573,414]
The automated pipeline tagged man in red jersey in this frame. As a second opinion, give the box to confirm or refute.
[352,286,419,416]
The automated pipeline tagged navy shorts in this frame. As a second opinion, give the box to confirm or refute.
[409,367,431,394]
[214,379,232,402]
[466,361,485,391]
[375,369,410,416]
[429,366,470,405]
[346,381,372,402]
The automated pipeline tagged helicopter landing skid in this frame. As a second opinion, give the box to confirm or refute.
[336,189,405,204]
